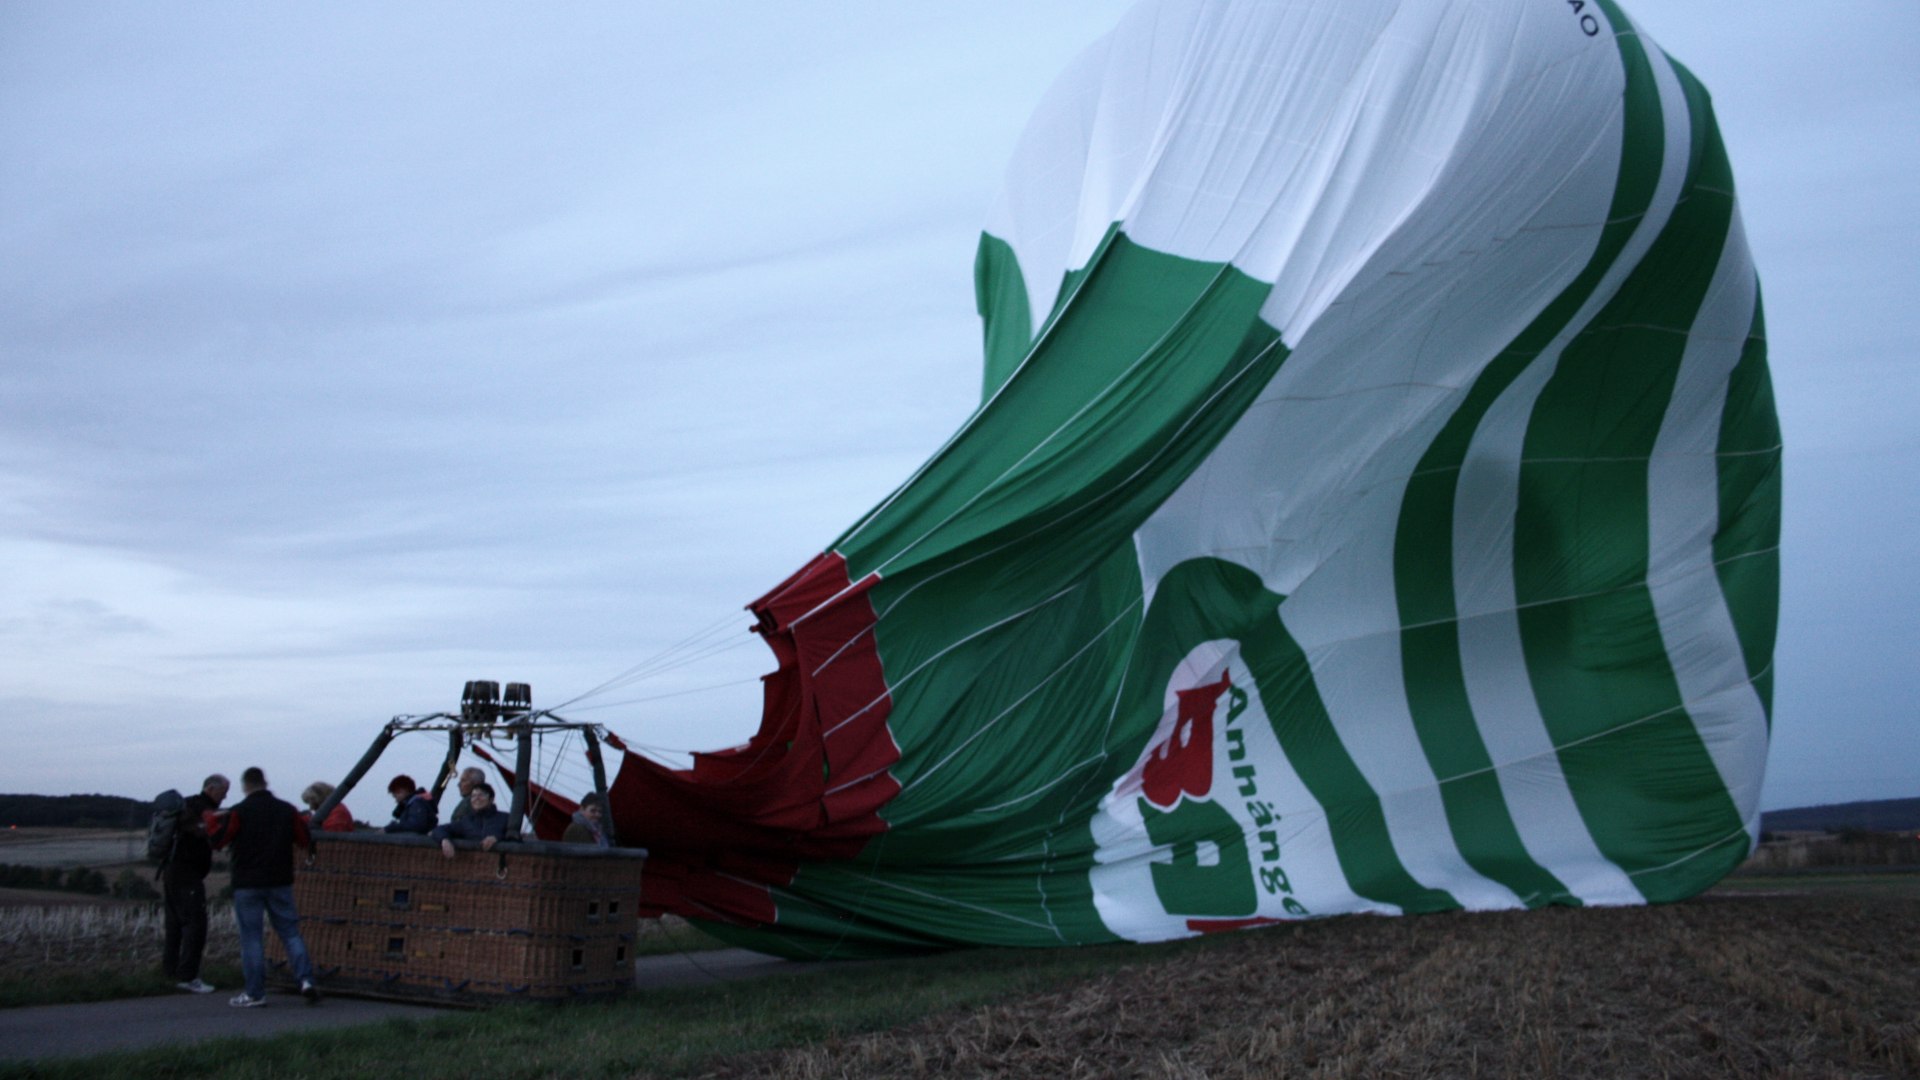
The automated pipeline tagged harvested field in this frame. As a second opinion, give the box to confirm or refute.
[0,828,145,869]
[0,887,121,909]
[0,901,237,985]
[702,892,1920,1079]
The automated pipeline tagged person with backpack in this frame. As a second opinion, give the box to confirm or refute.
[207,767,319,1008]
[159,774,228,994]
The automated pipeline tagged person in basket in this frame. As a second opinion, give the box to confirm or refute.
[299,781,354,832]
[382,774,437,834]
[449,767,486,823]
[429,782,510,858]
[563,792,610,848]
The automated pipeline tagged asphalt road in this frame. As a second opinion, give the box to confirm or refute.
[0,947,810,1065]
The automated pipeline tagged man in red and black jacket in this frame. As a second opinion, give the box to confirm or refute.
[207,766,319,1008]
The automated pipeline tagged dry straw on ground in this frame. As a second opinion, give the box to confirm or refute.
[0,900,236,982]
[700,893,1919,1080]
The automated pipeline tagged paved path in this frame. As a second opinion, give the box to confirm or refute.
[0,948,806,1065]
[0,989,446,1064]
[625,945,839,988]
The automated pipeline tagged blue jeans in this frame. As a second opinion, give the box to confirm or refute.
[232,885,313,1000]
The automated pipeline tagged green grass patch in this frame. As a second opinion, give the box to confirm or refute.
[0,961,242,1010]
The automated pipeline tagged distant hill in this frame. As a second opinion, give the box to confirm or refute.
[0,793,148,829]
[1761,797,1920,834]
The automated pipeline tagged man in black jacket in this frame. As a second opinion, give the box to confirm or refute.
[208,766,318,1008]
[162,773,228,993]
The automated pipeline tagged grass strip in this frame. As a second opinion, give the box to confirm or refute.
[7,941,1156,1079]
[0,961,242,1010]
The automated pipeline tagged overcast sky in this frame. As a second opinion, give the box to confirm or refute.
[3,2,1914,813]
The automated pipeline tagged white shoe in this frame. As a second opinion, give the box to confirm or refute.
[176,978,215,994]
[300,979,321,1003]
[229,993,267,1008]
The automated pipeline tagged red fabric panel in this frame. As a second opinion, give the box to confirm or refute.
[597,551,903,927]
[633,853,784,924]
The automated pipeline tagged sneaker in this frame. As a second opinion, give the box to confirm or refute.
[229,993,267,1008]
[300,979,321,1004]
[176,979,216,994]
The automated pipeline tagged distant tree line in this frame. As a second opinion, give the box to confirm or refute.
[1760,797,1920,835]
[0,793,148,829]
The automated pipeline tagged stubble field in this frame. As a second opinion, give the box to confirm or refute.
[702,888,1919,1079]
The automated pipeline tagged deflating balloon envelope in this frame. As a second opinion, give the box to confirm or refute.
[601,0,1779,957]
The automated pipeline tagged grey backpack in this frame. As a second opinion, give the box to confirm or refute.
[145,789,185,865]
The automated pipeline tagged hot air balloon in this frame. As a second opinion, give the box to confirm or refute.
[598,0,1779,956]
[311,0,1779,974]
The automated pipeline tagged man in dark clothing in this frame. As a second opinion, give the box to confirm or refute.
[207,767,318,1008]
[162,773,228,993]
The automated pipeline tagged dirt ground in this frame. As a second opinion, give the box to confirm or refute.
[701,891,1920,1080]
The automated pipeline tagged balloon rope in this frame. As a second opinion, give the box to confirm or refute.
[546,610,751,712]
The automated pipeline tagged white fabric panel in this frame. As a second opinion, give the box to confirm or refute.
[984,0,1609,338]
[1133,0,1624,602]
[1448,27,1698,905]
[983,38,1114,334]
[1450,348,1643,906]
[985,0,1764,925]
[1112,1,1624,908]
[1645,209,1770,848]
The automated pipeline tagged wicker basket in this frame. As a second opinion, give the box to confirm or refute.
[267,832,647,1003]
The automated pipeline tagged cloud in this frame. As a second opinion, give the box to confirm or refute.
[0,597,159,642]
